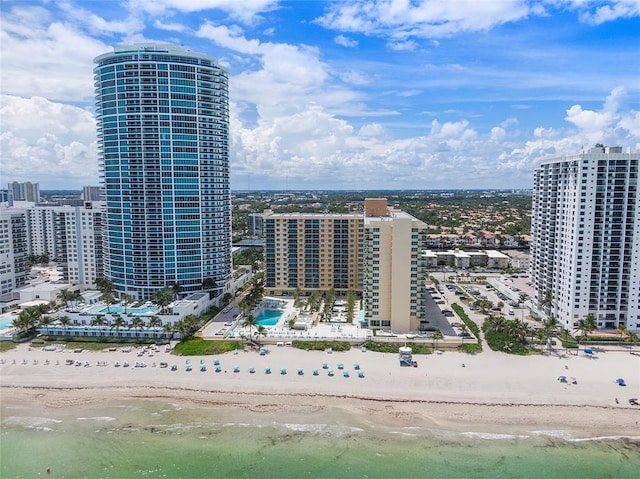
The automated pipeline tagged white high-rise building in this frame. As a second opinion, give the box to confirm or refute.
[8,181,40,203]
[531,145,640,331]
[26,207,58,257]
[95,44,231,300]
[0,209,28,295]
[53,202,104,288]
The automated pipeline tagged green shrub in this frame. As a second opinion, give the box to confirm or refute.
[363,341,432,355]
[483,330,529,355]
[293,340,351,351]
[0,342,17,352]
[451,303,482,351]
[173,338,243,356]
[458,343,482,354]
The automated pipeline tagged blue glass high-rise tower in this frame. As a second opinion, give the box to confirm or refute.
[94,44,231,300]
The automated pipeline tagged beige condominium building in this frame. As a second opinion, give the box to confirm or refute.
[263,210,364,295]
[264,198,429,333]
[362,198,429,333]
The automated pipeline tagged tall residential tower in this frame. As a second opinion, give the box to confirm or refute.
[94,44,231,300]
[531,145,639,331]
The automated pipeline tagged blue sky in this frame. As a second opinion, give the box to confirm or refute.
[1,0,639,190]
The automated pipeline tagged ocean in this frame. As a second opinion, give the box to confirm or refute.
[2,397,639,479]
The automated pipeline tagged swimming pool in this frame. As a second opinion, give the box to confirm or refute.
[98,306,158,315]
[0,317,15,330]
[255,309,284,327]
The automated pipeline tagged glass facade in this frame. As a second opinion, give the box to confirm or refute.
[94,44,231,300]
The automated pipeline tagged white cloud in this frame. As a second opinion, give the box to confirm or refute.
[388,40,417,51]
[0,4,109,101]
[334,34,358,47]
[129,0,279,24]
[1,95,98,186]
[491,127,507,142]
[315,0,532,38]
[568,0,640,24]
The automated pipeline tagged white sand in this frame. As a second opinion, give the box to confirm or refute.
[2,342,639,437]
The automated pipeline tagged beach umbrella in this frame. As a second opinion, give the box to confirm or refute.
[557,375,567,382]
[615,378,626,385]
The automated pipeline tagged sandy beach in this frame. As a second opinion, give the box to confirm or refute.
[2,342,640,438]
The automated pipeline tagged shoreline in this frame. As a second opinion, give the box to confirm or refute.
[3,385,640,439]
[2,342,640,438]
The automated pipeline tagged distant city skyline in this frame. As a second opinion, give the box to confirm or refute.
[1,1,639,190]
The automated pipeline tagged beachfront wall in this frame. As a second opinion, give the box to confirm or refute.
[37,324,168,340]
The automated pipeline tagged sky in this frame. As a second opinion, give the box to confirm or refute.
[1,1,639,191]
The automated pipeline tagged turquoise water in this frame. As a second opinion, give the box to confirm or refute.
[0,317,15,329]
[256,308,283,326]
[98,306,157,315]
[2,398,639,479]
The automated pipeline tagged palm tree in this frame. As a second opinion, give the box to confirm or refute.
[151,287,174,314]
[148,315,162,329]
[111,316,126,338]
[543,316,558,355]
[243,314,258,346]
[57,289,76,309]
[129,317,145,337]
[540,289,553,314]
[431,330,444,352]
[576,313,597,347]
[626,331,639,354]
[346,290,357,323]
[254,325,267,347]
[95,277,114,295]
[58,315,71,336]
[558,328,575,356]
[459,323,468,344]
[92,314,106,327]
[615,324,628,344]
[102,292,115,313]
[162,323,174,341]
[121,294,134,314]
